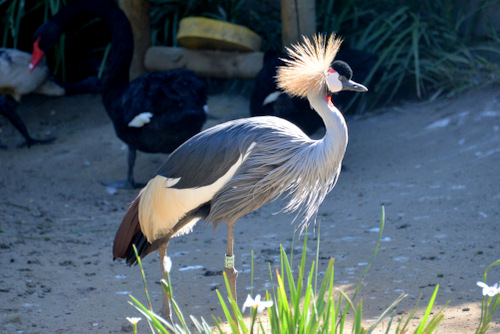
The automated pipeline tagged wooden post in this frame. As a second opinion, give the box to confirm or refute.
[281,0,316,48]
[145,46,263,79]
[118,0,150,80]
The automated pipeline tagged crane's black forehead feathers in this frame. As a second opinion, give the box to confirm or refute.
[332,60,353,80]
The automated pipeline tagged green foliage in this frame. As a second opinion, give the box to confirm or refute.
[476,259,500,334]
[1,0,67,49]
[125,207,463,333]
[3,0,499,109]
[149,0,249,47]
[317,0,500,109]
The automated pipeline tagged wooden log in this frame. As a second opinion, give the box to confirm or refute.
[145,46,264,79]
[281,0,316,47]
[118,0,150,80]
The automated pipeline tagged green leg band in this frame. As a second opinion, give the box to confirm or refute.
[225,254,235,269]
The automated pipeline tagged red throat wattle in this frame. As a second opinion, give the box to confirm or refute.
[326,95,334,107]
[29,38,44,72]
[326,68,337,107]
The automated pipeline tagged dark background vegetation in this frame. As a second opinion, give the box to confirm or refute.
[1,0,500,111]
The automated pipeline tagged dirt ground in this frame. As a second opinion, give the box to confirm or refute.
[0,86,499,333]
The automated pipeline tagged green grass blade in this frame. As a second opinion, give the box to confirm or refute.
[351,206,385,302]
[132,244,153,311]
[415,284,440,334]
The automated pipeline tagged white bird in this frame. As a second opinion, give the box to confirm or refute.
[1,48,64,101]
[0,48,64,147]
[113,34,367,321]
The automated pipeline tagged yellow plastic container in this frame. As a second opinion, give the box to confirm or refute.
[177,17,261,52]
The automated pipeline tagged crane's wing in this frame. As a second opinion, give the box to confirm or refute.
[157,119,262,186]
[134,118,260,243]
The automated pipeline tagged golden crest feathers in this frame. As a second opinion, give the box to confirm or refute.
[276,34,342,98]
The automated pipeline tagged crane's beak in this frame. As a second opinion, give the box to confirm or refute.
[342,79,368,92]
[29,38,44,72]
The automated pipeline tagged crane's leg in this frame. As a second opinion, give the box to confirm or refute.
[157,242,173,323]
[225,222,238,321]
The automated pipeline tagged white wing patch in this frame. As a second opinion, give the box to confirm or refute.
[165,177,180,187]
[138,142,257,242]
[128,112,153,127]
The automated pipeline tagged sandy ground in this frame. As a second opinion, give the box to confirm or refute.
[0,86,499,333]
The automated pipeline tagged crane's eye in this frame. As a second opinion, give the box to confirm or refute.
[338,75,346,82]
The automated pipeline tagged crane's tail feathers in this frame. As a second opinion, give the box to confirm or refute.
[113,193,173,265]
[112,196,142,261]
[277,34,342,98]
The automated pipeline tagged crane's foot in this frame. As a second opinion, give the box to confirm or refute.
[157,303,173,324]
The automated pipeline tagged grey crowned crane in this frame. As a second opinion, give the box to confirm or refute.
[113,34,367,321]
[0,48,64,147]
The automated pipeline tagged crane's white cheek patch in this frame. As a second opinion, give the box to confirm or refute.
[326,72,342,93]
[128,112,153,127]
[138,142,256,242]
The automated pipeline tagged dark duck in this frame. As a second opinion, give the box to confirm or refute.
[0,48,65,148]
[251,49,379,135]
[30,0,208,187]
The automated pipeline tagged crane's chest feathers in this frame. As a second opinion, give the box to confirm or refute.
[137,116,344,242]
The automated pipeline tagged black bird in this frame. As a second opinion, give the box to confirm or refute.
[250,51,320,135]
[30,0,207,187]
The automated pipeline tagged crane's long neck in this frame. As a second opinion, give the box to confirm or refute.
[44,0,132,96]
[307,91,348,159]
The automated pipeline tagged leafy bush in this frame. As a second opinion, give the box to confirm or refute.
[2,0,500,108]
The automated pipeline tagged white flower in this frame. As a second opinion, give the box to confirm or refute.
[126,317,141,325]
[163,255,172,273]
[242,294,273,313]
[477,281,500,297]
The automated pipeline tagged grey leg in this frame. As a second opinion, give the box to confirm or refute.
[224,222,238,321]
[157,243,172,323]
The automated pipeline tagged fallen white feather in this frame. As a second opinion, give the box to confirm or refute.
[178,265,203,271]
